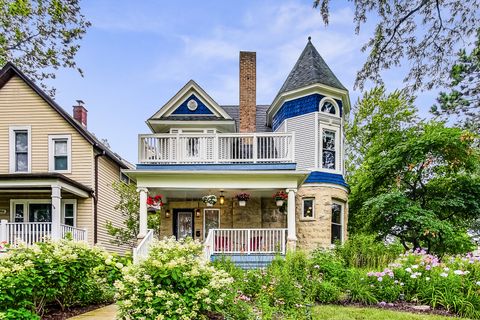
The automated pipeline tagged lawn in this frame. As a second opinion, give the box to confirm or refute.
[312,305,460,320]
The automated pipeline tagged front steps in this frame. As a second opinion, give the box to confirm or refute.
[211,253,283,269]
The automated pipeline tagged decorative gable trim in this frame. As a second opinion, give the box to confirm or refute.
[171,94,214,116]
[149,80,232,120]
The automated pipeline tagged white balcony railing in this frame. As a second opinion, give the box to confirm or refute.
[0,221,87,246]
[133,229,154,264]
[138,132,295,164]
[203,228,287,258]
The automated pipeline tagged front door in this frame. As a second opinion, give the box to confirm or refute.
[173,209,194,240]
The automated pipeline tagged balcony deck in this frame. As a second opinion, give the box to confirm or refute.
[138,132,295,165]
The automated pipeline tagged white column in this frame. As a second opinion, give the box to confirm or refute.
[0,219,7,242]
[138,187,148,238]
[286,188,297,250]
[51,185,62,240]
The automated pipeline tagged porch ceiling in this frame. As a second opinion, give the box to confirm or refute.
[125,170,308,190]
[147,188,282,199]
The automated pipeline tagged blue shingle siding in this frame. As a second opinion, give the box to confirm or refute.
[171,94,214,115]
[136,163,296,171]
[272,94,343,130]
[304,171,349,188]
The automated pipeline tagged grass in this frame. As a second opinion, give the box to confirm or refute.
[311,305,465,320]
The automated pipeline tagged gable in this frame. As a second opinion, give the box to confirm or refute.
[149,80,232,120]
[171,94,214,116]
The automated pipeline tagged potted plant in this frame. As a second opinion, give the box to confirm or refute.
[236,192,250,207]
[202,195,217,207]
[273,190,288,207]
[147,194,163,210]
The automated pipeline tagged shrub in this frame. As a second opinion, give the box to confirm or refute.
[335,234,403,269]
[115,237,233,320]
[0,239,124,317]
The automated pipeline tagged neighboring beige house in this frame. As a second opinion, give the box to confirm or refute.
[0,62,133,254]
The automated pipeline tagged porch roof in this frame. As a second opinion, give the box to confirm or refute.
[0,173,93,198]
[124,169,308,190]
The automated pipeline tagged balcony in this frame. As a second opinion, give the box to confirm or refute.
[138,132,295,164]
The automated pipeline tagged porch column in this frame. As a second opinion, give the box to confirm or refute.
[51,185,62,240]
[286,188,297,250]
[0,220,7,242]
[138,187,148,238]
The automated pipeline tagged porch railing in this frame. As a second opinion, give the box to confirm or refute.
[133,229,154,264]
[204,228,287,257]
[138,132,295,164]
[0,220,87,246]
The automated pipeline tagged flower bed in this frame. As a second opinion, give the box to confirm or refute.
[0,240,126,319]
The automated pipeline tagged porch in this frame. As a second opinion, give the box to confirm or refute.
[125,169,308,263]
[0,173,92,246]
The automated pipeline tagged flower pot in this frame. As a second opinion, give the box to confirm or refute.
[206,203,214,207]
[276,200,284,207]
[238,200,246,207]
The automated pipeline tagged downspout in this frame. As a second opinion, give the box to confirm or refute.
[94,148,106,244]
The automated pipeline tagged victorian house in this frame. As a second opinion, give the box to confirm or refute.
[127,38,350,265]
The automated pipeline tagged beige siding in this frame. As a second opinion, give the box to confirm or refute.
[76,197,94,245]
[0,76,93,186]
[96,156,130,254]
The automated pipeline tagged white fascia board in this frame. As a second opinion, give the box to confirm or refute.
[267,84,350,125]
[0,179,90,198]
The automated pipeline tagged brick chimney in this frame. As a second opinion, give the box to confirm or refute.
[239,51,256,132]
[73,100,88,128]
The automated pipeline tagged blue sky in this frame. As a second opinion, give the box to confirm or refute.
[47,0,440,163]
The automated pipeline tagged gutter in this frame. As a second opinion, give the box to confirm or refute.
[93,148,106,244]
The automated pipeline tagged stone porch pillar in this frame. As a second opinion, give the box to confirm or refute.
[286,188,297,250]
[138,187,148,238]
[51,185,62,240]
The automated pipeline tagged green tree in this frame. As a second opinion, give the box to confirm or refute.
[106,182,140,249]
[431,30,480,135]
[313,0,479,91]
[106,182,162,248]
[0,0,91,95]
[348,88,480,256]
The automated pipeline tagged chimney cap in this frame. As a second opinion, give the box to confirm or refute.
[308,36,311,42]
[75,99,85,106]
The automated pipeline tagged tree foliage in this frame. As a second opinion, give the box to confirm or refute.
[106,182,140,249]
[0,0,91,95]
[347,88,480,256]
[313,0,480,91]
[431,30,480,135]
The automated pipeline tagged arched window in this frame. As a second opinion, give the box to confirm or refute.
[319,98,339,116]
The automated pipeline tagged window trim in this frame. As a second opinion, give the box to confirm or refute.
[48,134,72,173]
[319,124,341,173]
[318,97,340,116]
[120,172,131,184]
[330,200,344,245]
[9,126,32,173]
[301,197,315,221]
[9,199,77,226]
[62,199,77,227]
[203,208,220,239]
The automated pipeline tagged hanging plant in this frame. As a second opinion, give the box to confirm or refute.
[202,195,217,207]
[147,194,163,210]
[236,193,250,207]
[273,191,288,207]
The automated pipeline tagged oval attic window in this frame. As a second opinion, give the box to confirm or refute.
[187,99,198,111]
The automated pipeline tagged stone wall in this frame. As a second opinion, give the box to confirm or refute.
[295,185,348,251]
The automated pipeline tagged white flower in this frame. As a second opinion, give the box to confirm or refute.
[454,270,464,275]
[410,274,417,279]
[115,262,124,269]
[440,272,448,277]
[412,265,419,269]
[444,267,450,271]
[405,267,412,273]
[476,281,480,286]
[426,277,430,281]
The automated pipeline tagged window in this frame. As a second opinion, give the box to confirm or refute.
[9,126,31,173]
[331,201,344,244]
[322,129,336,170]
[319,98,339,115]
[49,135,71,172]
[62,200,76,226]
[10,199,76,225]
[120,172,130,184]
[203,208,220,238]
[302,198,315,219]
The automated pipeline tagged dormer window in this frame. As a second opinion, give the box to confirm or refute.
[319,98,339,116]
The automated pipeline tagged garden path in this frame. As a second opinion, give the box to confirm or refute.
[68,304,117,319]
